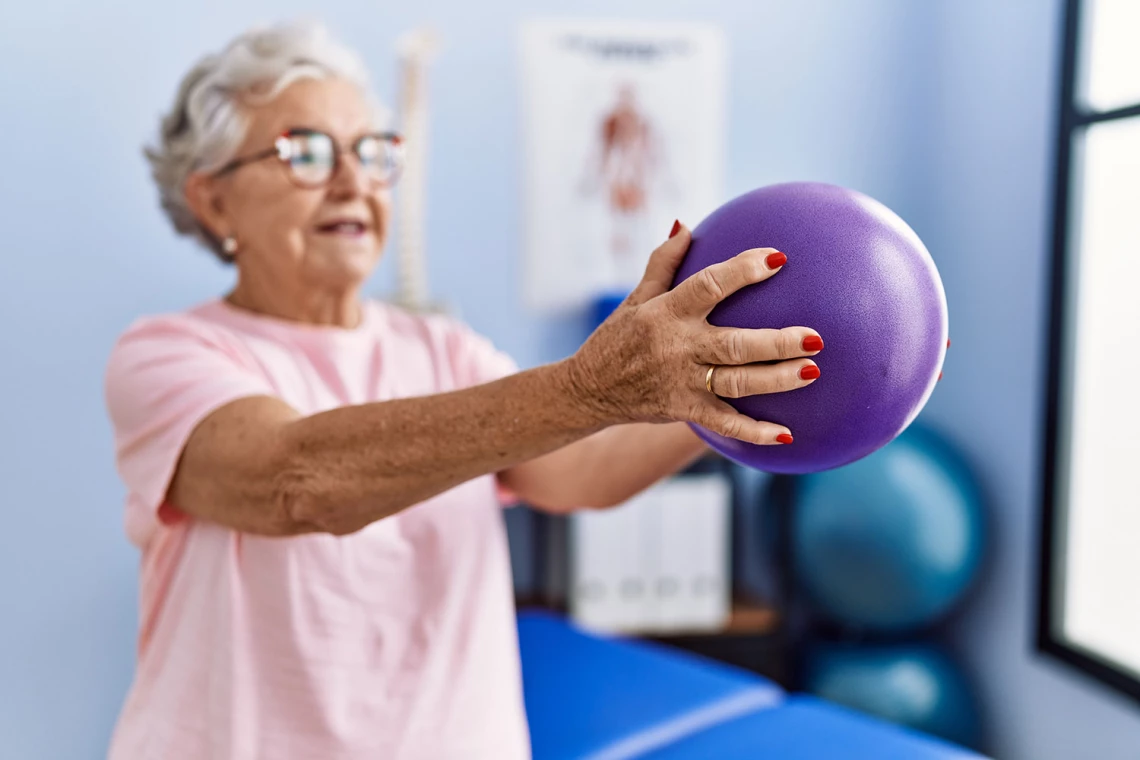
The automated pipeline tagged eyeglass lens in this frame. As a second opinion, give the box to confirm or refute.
[281,131,401,186]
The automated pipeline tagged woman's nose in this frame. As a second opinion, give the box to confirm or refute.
[328,153,372,198]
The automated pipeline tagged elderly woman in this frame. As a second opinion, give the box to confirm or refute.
[104,21,822,760]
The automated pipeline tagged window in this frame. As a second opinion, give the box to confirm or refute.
[1038,0,1140,703]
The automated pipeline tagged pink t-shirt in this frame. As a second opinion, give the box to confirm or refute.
[103,299,531,760]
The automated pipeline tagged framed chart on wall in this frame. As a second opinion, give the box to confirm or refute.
[518,20,727,312]
[1038,0,1140,705]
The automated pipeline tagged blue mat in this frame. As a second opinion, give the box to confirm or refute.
[518,611,989,759]
[518,610,783,760]
[638,696,987,759]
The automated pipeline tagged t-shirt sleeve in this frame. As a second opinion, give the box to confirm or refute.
[104,315,277,534]
[441,320,520,388]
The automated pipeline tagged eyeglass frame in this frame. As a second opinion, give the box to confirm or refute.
[211,128,406,189]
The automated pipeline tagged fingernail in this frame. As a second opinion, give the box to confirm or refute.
[777,433,794,445]
[670,220,682,238]
[766,252,787,269]
[799,364,821,381]
[802,335,824,352]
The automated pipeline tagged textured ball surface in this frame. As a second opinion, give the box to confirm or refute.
[673,182,947,474]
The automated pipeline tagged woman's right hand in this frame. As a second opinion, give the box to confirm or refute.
[567,221,823,445]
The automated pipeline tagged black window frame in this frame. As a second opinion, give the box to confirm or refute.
[1036,0,1140,705]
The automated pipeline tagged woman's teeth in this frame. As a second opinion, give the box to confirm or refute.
[320,222,365,234]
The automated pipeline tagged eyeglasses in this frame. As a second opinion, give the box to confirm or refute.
[212,128,405,189]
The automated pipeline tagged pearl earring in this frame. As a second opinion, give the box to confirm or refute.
[222,237,238,255]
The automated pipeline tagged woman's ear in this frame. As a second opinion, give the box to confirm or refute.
[184,172,230,240]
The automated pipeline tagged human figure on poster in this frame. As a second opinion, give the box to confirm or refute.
[581,83,668,288]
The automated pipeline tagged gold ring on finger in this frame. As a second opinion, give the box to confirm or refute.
[705,365,717,394]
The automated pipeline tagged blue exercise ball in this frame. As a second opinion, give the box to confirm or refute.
[792,424,984,633]
[802,640,982,750]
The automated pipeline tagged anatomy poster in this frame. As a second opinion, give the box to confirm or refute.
[520,21,727,312]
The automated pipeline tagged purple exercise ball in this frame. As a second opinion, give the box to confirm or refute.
[672,182,947,474]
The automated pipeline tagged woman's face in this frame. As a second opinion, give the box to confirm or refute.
[192,77,392,295]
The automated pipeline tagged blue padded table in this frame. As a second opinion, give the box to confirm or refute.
[518,611,990,760]
[518,610,783,760]
[638,696,988,760]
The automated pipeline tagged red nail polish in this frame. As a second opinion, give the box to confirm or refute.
[766,252,787,269]
[669,220,682,238]
[947,338,951,348]
[777,433,794,445]
[799,365,821,380]
[802,335,824,352]
[938,371,944,381]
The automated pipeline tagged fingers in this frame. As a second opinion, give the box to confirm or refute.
[690,399,793,446]
[694,326,823,366]
[628,220,692,305]
[704,360,820,399]
[668,247,786,318]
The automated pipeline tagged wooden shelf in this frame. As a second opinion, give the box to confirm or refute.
[721,601,781,636]
[650,601,780,639]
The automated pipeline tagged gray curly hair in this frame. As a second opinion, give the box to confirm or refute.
[145,20,388,262]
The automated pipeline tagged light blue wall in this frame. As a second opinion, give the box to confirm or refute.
[912,2,1140,758]
[3,0,1138,758]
